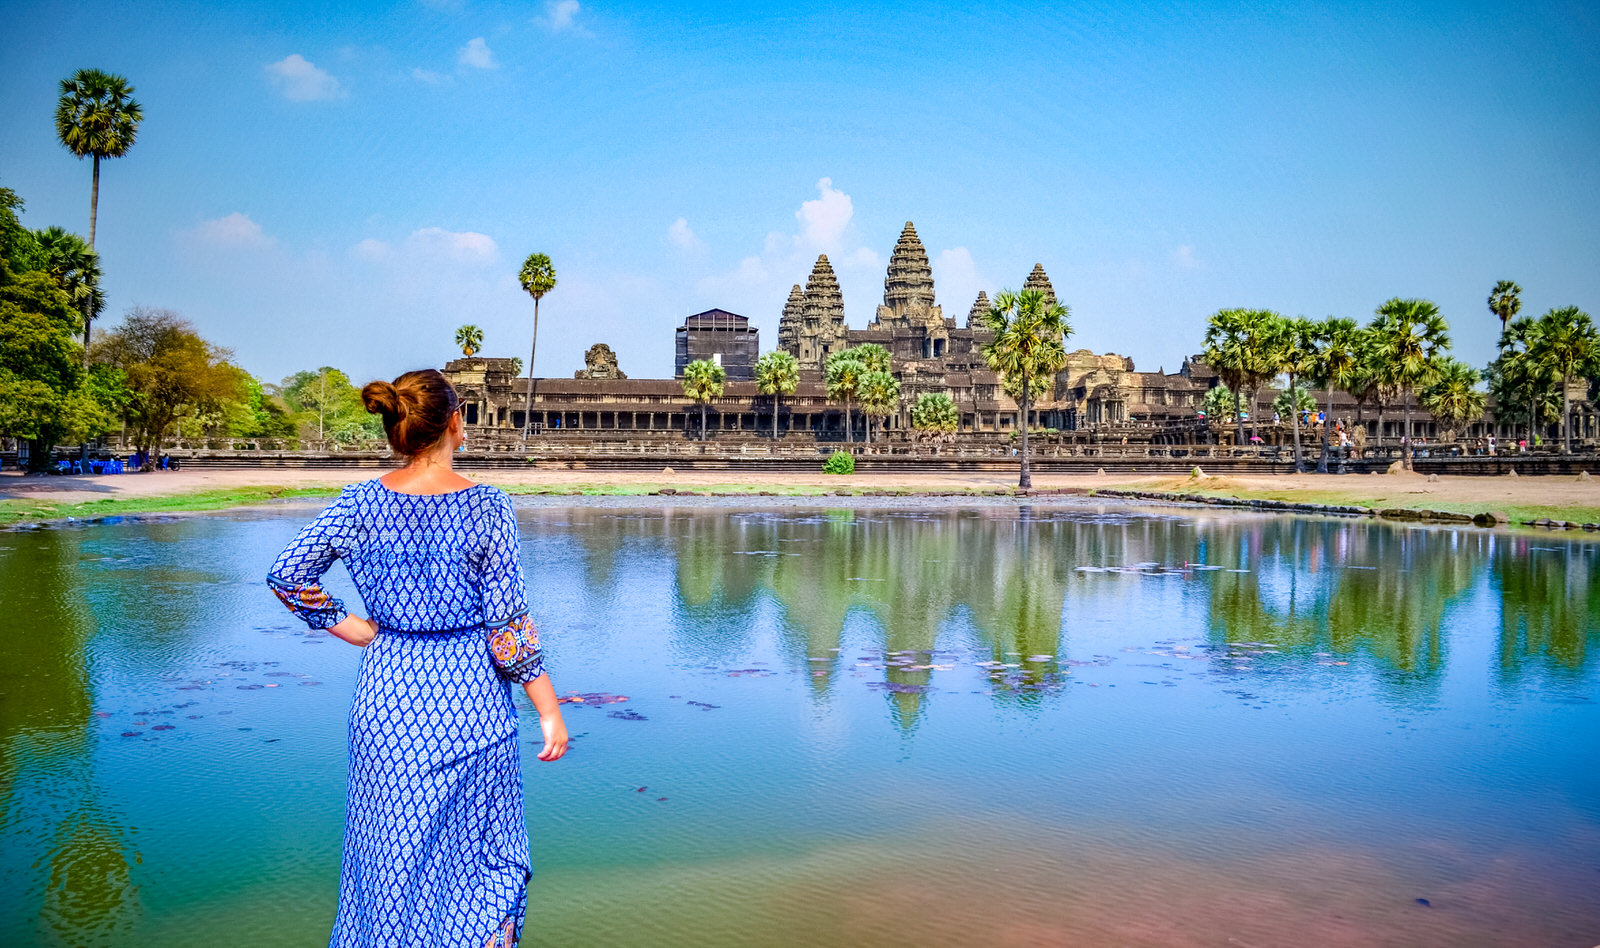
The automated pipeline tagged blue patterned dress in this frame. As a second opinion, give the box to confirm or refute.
[268,480,545,948]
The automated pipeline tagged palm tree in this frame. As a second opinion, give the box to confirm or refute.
[754,350,799,439]
[1419,357,1487,443]
[517,253,557,442]
[1308,317,1362,472]
[1488,280,1522,351]
[852,343,892,374]
[55,69,142,251]
[982,288,1071,489]
[1273,316,1317,471]
[1530,306,1600,453]
[1203,309,1255,448]
[858,369,900,443]
[825,351,866,443]
[454,324,483,358]
[1370,298,1451,469]
[33,225,103,361]
[1493,316,1556,446]
[911,391,959,440]
[681,358,725,440]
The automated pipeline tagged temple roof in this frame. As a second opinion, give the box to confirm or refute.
[1022,263,1058,310]
[883,221,935,311]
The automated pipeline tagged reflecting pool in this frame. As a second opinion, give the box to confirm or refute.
[1,498,1597,947]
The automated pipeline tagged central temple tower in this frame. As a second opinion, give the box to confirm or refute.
[869,222,943,333]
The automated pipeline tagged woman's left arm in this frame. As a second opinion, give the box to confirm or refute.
[268,488,373,645]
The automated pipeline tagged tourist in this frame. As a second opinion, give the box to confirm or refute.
[267,368,566,948]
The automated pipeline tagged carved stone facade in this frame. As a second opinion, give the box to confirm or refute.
[574,343,626,380]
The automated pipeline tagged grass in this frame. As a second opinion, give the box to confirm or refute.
[1108,476,1600,525]
[0,485,341,527]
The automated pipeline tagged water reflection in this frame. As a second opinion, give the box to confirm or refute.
[0,529,137,944]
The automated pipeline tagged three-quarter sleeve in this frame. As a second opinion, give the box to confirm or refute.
[267,488,356,630]
[481,492,544,683]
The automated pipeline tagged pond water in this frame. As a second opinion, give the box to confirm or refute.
[1,498,1597,947]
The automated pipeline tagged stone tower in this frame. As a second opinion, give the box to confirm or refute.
[776,284,804,355]
[794,254,848,369]
[1022,263,1058,310]
[871,221,943,331]
[965,291,991,328]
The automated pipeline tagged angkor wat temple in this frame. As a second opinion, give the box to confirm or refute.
[442,221,1487,446]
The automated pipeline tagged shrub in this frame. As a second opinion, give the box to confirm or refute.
[823,450,855,475]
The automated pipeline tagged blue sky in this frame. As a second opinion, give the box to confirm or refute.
[3,0,1597,384]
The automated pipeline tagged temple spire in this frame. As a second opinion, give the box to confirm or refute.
[966,291,991,328]
[1022,263,1057,310]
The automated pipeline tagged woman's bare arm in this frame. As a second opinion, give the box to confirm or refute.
[522,674,569,761]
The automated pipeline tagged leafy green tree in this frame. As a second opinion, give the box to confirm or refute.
[1529,306,1600,453]
[0,266,91,466]
[983,288,1071,488]
[1307,317,1364,472]
[93,307,246,465]
[754,350,799,439]
[280,366,372,442]
[1370,298,1451,469]
[1488,280,1522,351]
[32,226,102,360]
[228,373,296,440]
[508,356,523,376]
[454,324,483,358]
[1419,357,1486,442]
[681,358,724,440]
[910,391,958,435]
[825,351,866,443]
[55,69,142,251]
[857,369,900,443]
[517,252,557,441]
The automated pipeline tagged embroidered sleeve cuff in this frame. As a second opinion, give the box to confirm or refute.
[486,612,545,683]
[267,575,350,630]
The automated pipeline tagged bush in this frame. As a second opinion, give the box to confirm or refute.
[823,450,855,475]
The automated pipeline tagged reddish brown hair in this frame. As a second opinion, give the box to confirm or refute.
[361,369,459,456]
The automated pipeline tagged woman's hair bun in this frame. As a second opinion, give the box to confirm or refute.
[361,380,403,419]
[361,369,458,456]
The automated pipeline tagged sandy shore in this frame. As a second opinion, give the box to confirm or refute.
[3,466,1597,516]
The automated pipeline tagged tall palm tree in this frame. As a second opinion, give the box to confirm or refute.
[517,253,557,442]
[851,343,892,374]
[910,391,959,438]
[681,358,725,440]
[825,351,866,443]
[982,288,1071,489]
[1273,316,1317,472]
[1309,317,1362,472]
[55,69,142,251]
[1419,357,1487,442]
[1494,316,1556,446]
[754,350,799,439]
[1370,298,1451,469]
[1203,308,1254,448]
[1488,280,1522,351]
[1530,306,1600,453]
[858,369,900,443]
[33,225,103,361]
[454,324,483,358]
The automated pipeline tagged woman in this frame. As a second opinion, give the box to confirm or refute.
[268,368,567,948]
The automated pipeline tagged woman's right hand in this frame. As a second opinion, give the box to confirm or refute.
[537,712,569,762]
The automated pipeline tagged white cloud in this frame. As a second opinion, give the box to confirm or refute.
[265,54,343,102]
[697,177,881,325]
[403,227,498,262]
[411,67,447,85]
[795,177,854,249]
[544,0,581,31]
[458,37,497,69]
[933,247,986,312]
[668,217,703,252]
[351,238,390,262]
[1173,244,1200,270]
[190,212,273,248]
